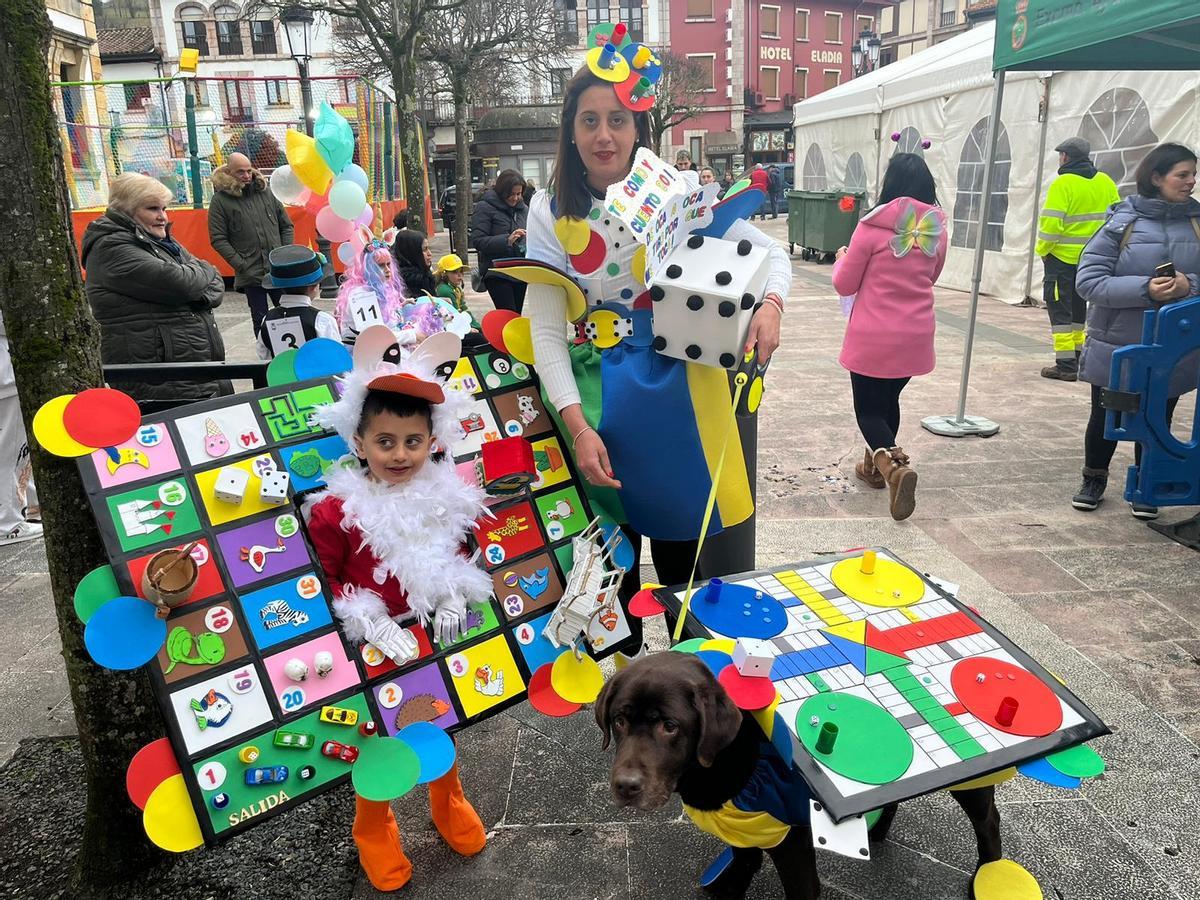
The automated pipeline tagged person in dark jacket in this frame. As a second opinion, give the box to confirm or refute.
[471,169,528,313]
[1072,142,1200,518]
[208,153,295,334]
[391,229,437,296]
[83,172,231,408]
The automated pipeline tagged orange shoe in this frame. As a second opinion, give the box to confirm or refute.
[353,796,413,891]
[429,764,487,856]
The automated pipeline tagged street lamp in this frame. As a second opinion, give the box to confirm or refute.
[852,27,882,76]
[280,6,334,289]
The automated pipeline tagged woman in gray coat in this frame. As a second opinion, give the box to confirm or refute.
[1073,143,1199,517]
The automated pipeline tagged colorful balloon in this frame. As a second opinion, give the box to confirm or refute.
[336,163,370,193]
[316,206,355,242]
[336,241,357,265]
[314,102,354,175]
[285,129,332,195]
[329,180,367,220]
[270,164,306,205]
[355,206,374,227]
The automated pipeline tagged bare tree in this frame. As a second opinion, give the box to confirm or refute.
[0,2,166,890]
[259,0,471,230]
[646,51,709,156]
[419,0,568,253]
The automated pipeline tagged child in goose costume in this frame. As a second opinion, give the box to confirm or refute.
[308,337,492,891]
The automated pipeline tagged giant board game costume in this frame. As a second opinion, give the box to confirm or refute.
[308,340,491,890]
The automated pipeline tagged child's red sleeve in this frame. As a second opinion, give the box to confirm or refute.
[308,498,348,599]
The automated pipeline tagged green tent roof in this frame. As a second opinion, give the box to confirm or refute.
[994,0,1200,71]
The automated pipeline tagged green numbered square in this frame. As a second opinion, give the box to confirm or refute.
[534,486,588,542]
[259,385,335,442]
[104,478,202,553]
[436,599,500,650]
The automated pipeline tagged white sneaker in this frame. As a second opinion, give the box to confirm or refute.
[0,521,43,545]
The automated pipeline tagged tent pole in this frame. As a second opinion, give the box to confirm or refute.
[1023,74,1053,305]
[922,69,1005,438]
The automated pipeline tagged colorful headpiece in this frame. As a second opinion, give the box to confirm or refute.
[317,325,469,450]
[585,23,662,112]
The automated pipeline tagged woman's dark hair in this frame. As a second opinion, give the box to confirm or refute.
[391,228,429,272]
[1135,143,1197,198]
[876,153,939,207]
[494,169,526,204]
[391,210,409,230]
[357,389,433,435]
[549,66,653,219]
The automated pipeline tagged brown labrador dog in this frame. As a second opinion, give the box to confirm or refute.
[596,651,1003,900]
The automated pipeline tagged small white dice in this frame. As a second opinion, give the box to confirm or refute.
[732,637,775,678]
[259,470,291,506]
[213,466,249,504]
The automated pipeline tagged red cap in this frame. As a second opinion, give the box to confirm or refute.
[366,372,446,404]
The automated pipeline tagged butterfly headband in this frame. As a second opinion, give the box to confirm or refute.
[891,132,933,150]
[585,23,662,113]
[317,325,469,449]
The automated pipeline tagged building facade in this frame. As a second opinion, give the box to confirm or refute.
[667,1,892,176]
[878,0,970,65]
[47,0,114,207]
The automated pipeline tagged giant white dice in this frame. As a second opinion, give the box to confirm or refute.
[213,466,249,504]
[647,234,770,369]
[260,470,291,506]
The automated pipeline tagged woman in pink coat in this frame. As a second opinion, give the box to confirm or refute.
[832,153,947,520]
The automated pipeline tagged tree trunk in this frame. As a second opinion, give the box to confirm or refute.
[392,56,427,232]
[0,5,165,892]
[452,77,471,263]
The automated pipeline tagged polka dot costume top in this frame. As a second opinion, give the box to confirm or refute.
[524,188,792,411]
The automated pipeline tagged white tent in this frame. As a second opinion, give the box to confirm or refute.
[793,20,1200,304]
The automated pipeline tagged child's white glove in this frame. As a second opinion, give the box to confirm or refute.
[365,615,419,664]
[433,605,464,644]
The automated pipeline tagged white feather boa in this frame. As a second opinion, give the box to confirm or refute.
[320,460,494,630]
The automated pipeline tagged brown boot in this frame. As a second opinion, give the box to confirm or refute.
[872,447,918,521]
[855,448,885,489]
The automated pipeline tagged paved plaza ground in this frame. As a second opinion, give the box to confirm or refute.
[0,217,1196,899]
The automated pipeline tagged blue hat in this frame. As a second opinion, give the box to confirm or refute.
[261,245,326,289]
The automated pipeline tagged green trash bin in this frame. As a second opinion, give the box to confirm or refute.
[785,190,806,255]
[795,191,866,262]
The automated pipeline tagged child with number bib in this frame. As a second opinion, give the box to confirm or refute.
[334,228,423,350]
[308,340,492,890]
[255,245,341,359]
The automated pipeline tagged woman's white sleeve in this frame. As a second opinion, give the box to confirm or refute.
[723,218,793,302]
[526,286,580,410]
[525,191,583,411]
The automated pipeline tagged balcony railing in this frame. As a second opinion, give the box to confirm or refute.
[940,11,959,27]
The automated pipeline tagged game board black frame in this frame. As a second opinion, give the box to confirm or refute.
[654,548,1110,822]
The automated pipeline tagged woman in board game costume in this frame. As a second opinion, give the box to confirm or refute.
[521,59,790,633]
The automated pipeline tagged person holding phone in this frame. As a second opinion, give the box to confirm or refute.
[1073,143,1200,518]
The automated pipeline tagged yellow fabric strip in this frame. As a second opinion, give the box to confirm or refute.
[682,801,791,849]
[1053,333,1076,351]
[687,364,753,528]
[673,374,750,642]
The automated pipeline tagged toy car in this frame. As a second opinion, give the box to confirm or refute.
[244,765,289,786]
[319,705,358,726]
[321,740,360,763]
[273,730,315,749]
